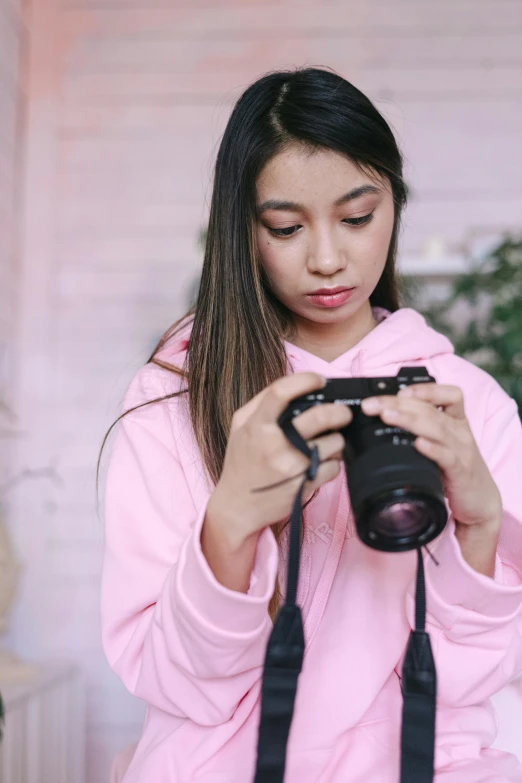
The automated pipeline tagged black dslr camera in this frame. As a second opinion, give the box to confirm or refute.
[278,367,448,553]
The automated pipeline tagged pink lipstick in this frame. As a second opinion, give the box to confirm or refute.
[307,287,355,308]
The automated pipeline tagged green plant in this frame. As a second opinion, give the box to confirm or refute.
[418,235,522,413]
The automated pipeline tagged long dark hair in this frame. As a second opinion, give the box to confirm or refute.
[99,67,408,608]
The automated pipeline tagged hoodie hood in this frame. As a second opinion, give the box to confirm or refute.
[155,308,455,380]
[285,307,455,378]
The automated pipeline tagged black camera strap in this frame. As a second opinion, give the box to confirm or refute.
[253,422,437,783]
[400,548,437,783]
[253,424,319,783]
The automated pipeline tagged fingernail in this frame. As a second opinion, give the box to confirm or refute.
[398,387,414,397]
[361,398,380,414]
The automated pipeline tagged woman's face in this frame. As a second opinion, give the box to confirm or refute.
[255,144,396,339]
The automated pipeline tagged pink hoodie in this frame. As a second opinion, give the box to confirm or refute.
[101,308,522,782]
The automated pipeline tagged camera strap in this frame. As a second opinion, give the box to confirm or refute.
[253,422,319,783]
[253,421,437,783]
[400,549,437,783]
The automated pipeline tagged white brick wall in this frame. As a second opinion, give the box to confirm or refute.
[6,2,522,781]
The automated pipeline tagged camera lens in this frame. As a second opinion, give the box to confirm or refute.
[346,444,448,552]
[372,498,435,538]
[360,489,446,551]
[373,499,431,537]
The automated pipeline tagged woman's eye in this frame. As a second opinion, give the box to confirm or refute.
[268,225,300,237]
[343,212,374,226]
[267,212,374,237]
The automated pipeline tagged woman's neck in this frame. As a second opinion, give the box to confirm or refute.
[288,302,378,363]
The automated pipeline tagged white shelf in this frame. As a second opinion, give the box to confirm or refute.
[398,253,470,276]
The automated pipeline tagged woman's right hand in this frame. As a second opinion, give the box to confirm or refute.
[202,373,352,590]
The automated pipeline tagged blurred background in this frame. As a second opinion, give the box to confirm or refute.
[0,0,521,781]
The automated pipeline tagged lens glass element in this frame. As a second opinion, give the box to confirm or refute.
[372,499,439,538]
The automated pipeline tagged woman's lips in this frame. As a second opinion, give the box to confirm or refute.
[307,288,355,308]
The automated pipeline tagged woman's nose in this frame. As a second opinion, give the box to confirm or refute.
[306,228,347,276]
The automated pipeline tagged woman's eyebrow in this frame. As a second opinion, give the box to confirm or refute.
[256,184,381,215]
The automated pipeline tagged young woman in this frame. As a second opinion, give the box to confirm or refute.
[101,67,522,782]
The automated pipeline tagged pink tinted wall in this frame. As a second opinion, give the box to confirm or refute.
[5,1,522,781]
[0,0,23,434]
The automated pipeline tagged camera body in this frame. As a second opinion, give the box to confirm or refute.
[279,367,448,552]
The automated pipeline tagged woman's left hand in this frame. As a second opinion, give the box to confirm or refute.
[361,383,503,575]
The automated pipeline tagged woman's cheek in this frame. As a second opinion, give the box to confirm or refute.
[261,242,300,285]
[359,228,392,281]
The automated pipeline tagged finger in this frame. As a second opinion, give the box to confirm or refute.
[361,393,441,424]
[253,372,327,424]
[257,437,343,493]
[293,402,352,440]
[272,431,345,484]
[232,372,325,430]
[304,456,342,493]
[308,431,346,462]
[414,437,457,470]
[380,406,446,444]
[374,398,450,446]
[397,383,466,419]
[231,386,271,430]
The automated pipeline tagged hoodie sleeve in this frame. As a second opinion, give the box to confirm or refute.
[100,365,279,726]
[411,386,522,708]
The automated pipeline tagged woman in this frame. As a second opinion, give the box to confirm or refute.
[100,67,522,782]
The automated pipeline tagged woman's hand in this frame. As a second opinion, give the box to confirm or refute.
[361,384,502,576]
[202,372,352,591]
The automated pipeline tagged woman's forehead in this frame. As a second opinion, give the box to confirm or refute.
[258,147,386,197]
